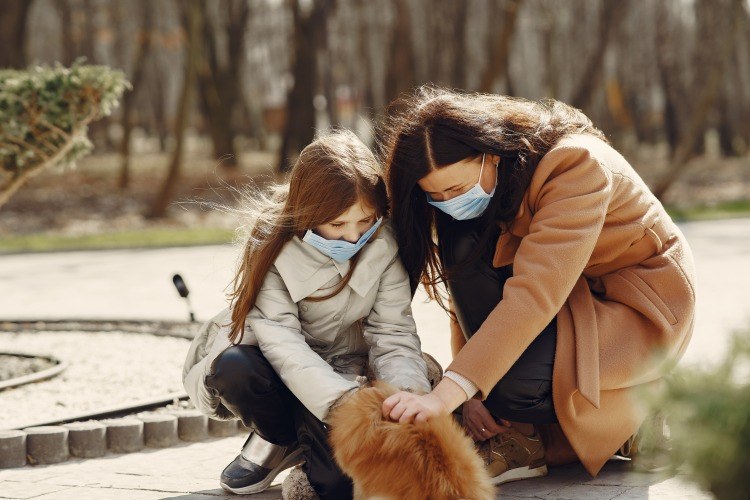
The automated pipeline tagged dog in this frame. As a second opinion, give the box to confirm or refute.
[328,381,494,499]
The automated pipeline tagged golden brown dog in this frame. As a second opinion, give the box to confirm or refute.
[328,382,494,499]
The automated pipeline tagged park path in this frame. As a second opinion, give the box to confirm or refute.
[2,217,749,499]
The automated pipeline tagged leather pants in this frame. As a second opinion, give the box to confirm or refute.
[440,218,559,424]
[205,345,353,499]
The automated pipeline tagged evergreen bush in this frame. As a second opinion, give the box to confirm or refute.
[0,61,129,207]
[658,329,750,500]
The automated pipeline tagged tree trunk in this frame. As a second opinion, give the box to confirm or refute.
[277,0,331,172]
[319,0,339,127]
[0,0,33,69]
[75,0,113,151]
[195,0,250,171]
[118,0,153,190]
[717,91,736,156]
[478,0,523,94]
[539,4,558,99]
[81,0,96,62]
[147,54,170,153]
[569,1,628,111]
[717,13,749,157]
[148,0,201,219]
[355,0,376,121]
[0,125,87,208]
[384,0,416,115]
[56,0,75,65]
[449,0,469,89]
[654,1,684,156]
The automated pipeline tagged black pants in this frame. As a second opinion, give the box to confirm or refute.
[205,345,353,499]
[440,219,558,424]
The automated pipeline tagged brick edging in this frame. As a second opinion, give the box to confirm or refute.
[0,410,248,469]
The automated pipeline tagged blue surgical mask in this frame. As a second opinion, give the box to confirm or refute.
[302,217,383,262]
[427,153,497,220]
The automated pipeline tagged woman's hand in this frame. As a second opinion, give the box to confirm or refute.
[462,398,510,441]
[382,391,448,424]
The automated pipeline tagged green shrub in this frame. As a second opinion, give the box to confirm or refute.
[658,330,750,499]
[0,61,129,207]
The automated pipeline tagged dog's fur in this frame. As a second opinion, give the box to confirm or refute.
[328,382,494,499]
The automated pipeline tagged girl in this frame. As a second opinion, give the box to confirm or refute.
[183,130,431,499]
[379,87,695,484]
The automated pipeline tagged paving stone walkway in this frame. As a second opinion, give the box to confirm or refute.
[3,217,749,498]
[0,435,711,499]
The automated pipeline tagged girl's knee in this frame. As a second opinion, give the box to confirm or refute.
[208,345,274,395]
[212,345,257,377]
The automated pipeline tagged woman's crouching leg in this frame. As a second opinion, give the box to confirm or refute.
[483,320,558,425]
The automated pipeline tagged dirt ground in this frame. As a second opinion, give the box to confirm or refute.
[1,141,749,238]
[0,143,279,237]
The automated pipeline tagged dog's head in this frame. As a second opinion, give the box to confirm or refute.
[328,382,494,499]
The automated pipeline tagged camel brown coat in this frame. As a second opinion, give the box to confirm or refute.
[447,134,696,476]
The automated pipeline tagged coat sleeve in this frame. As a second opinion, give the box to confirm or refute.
[182,309,235,419]
[362,254,431,394]
[248,264,358,422]
[447,145,614,398]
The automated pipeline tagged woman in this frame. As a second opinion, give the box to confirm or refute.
[380,87,695,483]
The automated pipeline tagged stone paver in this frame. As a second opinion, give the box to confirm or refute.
[0,441,711,499]
[3,218,747,498]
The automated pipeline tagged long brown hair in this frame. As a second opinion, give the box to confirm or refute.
[381,86,606,310]
[228,130,388,343]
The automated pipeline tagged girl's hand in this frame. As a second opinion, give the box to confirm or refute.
[382,391,448,424]
[462,398,510,441]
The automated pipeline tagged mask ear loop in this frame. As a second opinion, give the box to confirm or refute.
[477,152,498,191]
[478,152,486,183]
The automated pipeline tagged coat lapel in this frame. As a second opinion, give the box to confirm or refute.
[275,237,340,302]
[347,229,398,297]
[274,224,399,302]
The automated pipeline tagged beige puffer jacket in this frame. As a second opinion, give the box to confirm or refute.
[182,222,430,422]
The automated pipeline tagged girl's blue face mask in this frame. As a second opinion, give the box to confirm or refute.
[302,217,383,262]
[426,153,497,220]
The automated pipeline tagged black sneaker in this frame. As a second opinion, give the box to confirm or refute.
[220,433,304,495]
[618,412,673,473]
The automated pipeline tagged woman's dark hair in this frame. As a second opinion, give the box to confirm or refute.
[381,85,606,310]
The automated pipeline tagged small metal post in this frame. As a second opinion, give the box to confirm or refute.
[172,274,196,322]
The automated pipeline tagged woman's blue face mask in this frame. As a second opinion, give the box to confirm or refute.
[426,153,497,220]
[303,217,383,262]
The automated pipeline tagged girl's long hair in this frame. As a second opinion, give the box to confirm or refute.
[381,86,606,311]
[228,130,388,344]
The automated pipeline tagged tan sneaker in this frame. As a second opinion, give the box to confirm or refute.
[478,426,548,485]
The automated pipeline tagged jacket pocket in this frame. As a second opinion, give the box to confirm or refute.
[619,268,678,326]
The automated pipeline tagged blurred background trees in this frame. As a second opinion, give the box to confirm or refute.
[1,0,749,218]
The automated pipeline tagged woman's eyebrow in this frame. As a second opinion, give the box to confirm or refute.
[426,183,463,194]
